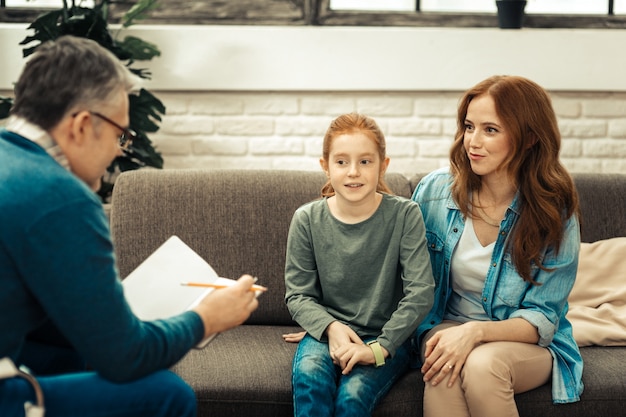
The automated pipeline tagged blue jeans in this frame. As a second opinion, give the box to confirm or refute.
[292,334,410,417]
[0,369,196,417]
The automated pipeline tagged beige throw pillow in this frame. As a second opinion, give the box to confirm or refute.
[567,237,626,346]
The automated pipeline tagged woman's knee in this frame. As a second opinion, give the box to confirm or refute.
[461,343,512,395]
[461,344,513,389]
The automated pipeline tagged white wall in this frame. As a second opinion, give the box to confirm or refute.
[2,24,625,175]
[139,90,626,176]
[3,24,626,92]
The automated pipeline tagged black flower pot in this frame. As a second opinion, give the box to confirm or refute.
[496,0,527,29]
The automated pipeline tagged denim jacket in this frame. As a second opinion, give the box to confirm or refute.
[412,168,583,404]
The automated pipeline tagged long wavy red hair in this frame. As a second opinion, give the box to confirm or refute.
[449,75,580,283]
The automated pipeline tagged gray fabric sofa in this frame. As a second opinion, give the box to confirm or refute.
[110,169,626,417]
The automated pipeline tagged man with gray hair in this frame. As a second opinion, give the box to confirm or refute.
[0,35,259,417]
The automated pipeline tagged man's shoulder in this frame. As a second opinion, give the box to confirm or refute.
[1,141,98,221]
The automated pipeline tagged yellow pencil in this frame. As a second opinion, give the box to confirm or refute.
[180,282,267,292]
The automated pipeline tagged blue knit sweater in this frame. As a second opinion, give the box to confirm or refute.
[0,128,204,382]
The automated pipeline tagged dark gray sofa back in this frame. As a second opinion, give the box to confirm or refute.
[110,169,625,326]
[570,173,626,242]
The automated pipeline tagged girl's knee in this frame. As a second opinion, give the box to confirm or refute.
[335,387,373,416]
[294,353,330,375]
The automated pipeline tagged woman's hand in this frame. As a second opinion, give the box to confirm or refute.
[421,322,482,387]
[422,318,540,387]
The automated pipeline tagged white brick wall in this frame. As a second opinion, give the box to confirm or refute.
[2,90,625,176]
[149,91,626,176]
[2,25,625,176]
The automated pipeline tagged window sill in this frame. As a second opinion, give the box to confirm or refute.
[1,23,625,92]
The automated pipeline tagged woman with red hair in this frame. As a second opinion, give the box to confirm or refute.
[413,75,583,417]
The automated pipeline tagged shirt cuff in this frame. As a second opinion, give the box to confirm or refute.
[510,309,555,347]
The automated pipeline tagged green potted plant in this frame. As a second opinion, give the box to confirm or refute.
[496,0,527,29]
[0,0,165,202]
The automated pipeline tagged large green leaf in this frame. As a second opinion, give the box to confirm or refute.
[118,36,161,61]
[128,66,154,80]
[122,0,160,27]
[8,0,168,202]
[125,135,164,168]
[20,9,65,57]
[129,89,165,133]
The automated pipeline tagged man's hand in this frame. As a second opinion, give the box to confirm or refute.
[192,275,258,338]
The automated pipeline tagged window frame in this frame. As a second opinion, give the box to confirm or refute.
[318,0,626,28]
[2,0,626,28]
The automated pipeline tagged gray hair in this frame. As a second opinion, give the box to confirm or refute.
[11,35,141,130]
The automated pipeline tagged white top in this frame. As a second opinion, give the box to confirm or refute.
[444,217,492,323]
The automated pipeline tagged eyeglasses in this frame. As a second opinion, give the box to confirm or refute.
[90,111,137,151]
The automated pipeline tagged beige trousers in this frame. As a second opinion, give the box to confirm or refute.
[421,321,553,417]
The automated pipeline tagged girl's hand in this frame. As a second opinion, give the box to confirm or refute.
[333,342,389,375]
[326,321,363,351]
[326,321,363,367]
[282,331,306,343]
[421,323,481,387]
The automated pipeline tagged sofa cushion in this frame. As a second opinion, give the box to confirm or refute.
[170,325,299,417]
[171,324,425,417]
[514,347,626,416]
[171,326,626,417]
[567,237,626,346]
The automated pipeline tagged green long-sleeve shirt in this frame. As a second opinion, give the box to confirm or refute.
[284,193,434,357]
